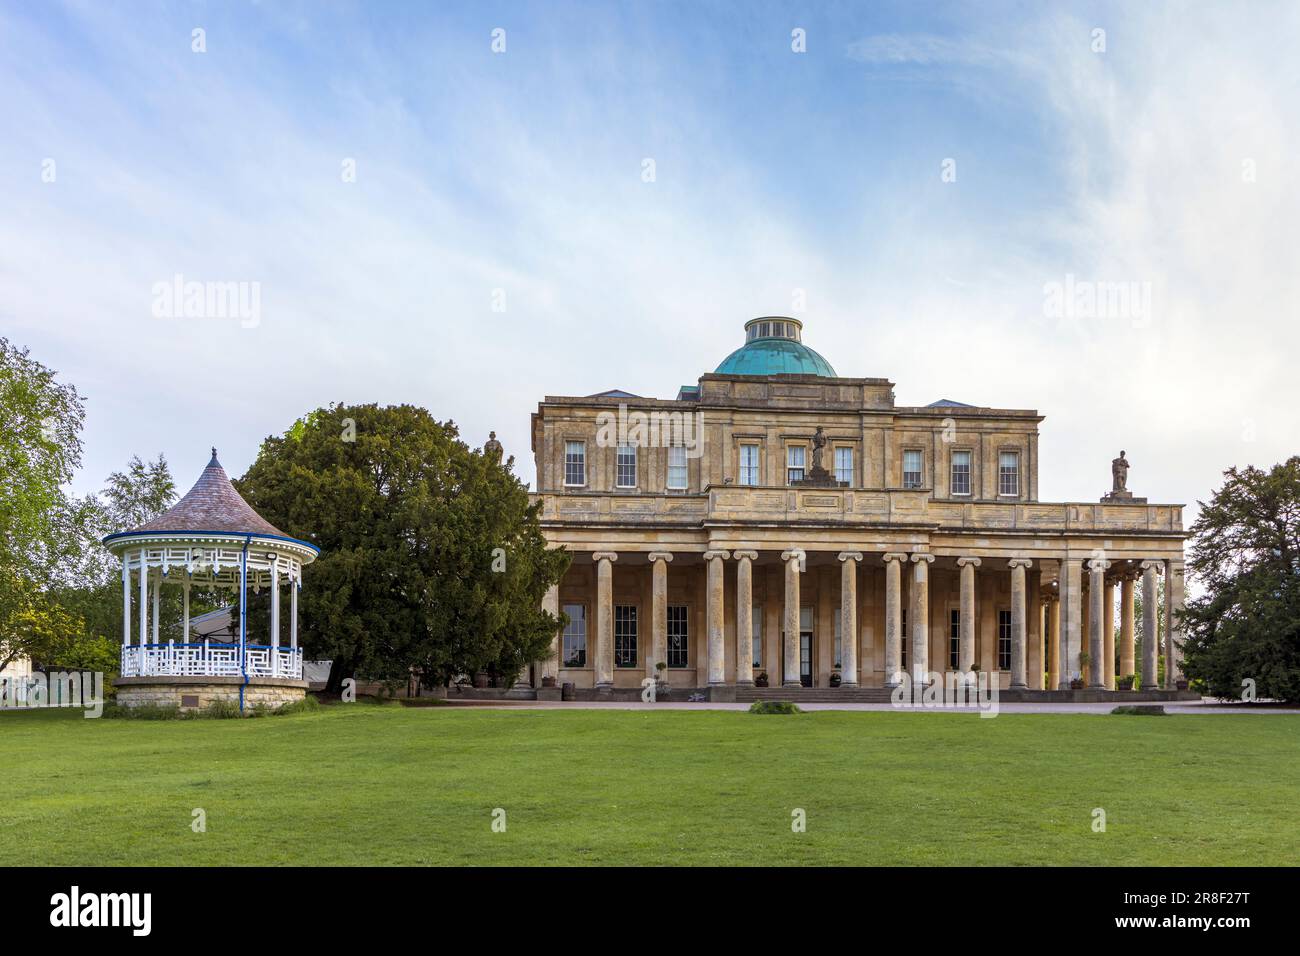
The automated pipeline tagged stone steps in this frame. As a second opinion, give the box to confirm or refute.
[735,686,895,703]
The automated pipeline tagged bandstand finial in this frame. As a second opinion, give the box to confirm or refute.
[209,446,220,467]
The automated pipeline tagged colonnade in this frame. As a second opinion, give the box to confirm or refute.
[539,550,1186,691]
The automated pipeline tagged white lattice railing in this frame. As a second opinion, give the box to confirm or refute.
[120,643,303,679]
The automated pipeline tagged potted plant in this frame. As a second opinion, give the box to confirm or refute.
[1117,673,1135,691]
[655,660,670,697]
[829,670,842,688]
[754,671,770,688]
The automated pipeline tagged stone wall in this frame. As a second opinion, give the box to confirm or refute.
[115,677,307,712]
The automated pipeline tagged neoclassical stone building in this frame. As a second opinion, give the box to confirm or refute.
[529,317,1187,697]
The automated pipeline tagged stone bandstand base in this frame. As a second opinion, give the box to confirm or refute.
[114,675,309,713]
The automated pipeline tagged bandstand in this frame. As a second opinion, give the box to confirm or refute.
[103,449,319,712]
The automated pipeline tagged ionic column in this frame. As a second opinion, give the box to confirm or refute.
[1119,572,1136,683]
[539,583,560,683]
[1009,559,1032,689]
[956,557,980,682]
[734,551,758,685]
[1102,576,1116,690]
[1059,558,1082,689]
[837,552,862,686]
[648,552,673,680]
[910,553,934,685]
[1047,596,1060,689]
[781,549,805,687]
[593,552,618,688]
[1087,558,1110,688]
[883,553,908,687]
[1165,559,1186,689]
[704,550,730,686]
[1140,560,1161,690]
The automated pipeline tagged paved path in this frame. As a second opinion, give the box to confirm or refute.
[432,697,1300,715]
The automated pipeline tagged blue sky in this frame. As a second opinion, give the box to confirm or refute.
[2,1,1297,520]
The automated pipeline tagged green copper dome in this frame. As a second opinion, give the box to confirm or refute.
[713,317,837,377]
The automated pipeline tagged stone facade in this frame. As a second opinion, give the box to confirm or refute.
[115,676,307,712]
[526,318,1188,694]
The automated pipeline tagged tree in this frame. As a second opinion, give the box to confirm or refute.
[235,403,569,691]
[1181,457,1300,703]
[0,338,86,672]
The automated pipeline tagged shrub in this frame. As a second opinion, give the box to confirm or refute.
[1110,705,1167,716]
[748,700,802,715]
[275,695,322,716]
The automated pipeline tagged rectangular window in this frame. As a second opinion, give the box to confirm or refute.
[667,605,688,668]
[564,441,586,486]
[950,608,961,670]
[562,604,586,667]
[616,445,637,488]
[614,605,638,668]
[998,609,1012,670]
[999,451,1020,497]
[787,445,806,484]
[834,446,853,484]
[951,450,971,496]
[739,444,760,486]
[901,607,908,670]
[751,605,762,667]
[903,449,923,488]
[667,446,687,490]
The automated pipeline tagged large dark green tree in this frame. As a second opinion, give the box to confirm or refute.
[236,403,568,691]
[1181,457,1300,703]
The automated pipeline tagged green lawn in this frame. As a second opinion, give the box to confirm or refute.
[1,704,1297,865]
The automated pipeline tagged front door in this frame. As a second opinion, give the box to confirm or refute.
[798,606,814,687]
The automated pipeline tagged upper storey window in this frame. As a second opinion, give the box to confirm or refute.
[564,441,586,487]
[666,446,688,490]
[951,450,972,496]
[616,445,637,488]
[787,446,806,484]
[834,446,853,484]
[999,451,1020,497]
[739,444,760,485]
[903,449,923,489]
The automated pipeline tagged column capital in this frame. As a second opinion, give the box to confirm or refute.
[732,550,758,561]
[837,551,863,562]
[956,556,982,568]
[647,551,674,564]
[1140,559,1163,572]
[592,551,618,563]
[910,552,935,564]
[1008,558,1033,570]
[781,548,806,563]
[1086,558,1111,572]
[882,552,910,564]
[703,549,731,561]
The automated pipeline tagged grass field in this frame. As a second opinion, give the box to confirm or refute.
[2,704,1297,866]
